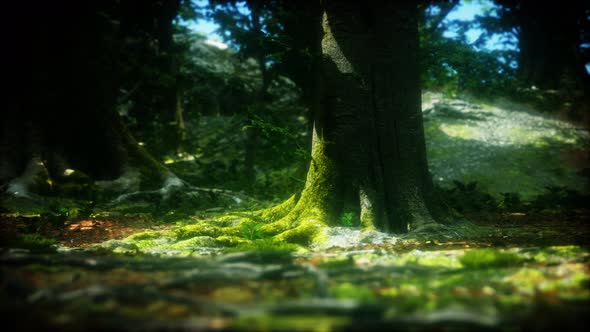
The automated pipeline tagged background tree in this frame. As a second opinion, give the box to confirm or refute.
[116,0,186,157]
[419,1,519,97]
[1,0,184,199]
[473,0,590,123]
[162,30,309,200]
[206,0,279,187]
[493,1,589,91]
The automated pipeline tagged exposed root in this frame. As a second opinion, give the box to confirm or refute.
[254,198,329,245]
[410,222,447,236]
[186,193,331,247]
[3,157,51,198]
[106,174,254,208]
[95,169,142,194]
[252,194,298,221]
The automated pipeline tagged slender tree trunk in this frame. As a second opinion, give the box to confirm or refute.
[244,4,270,188]
[176,89,187,153]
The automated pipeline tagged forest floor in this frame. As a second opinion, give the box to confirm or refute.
[1,209,589,332]
[1,92,590,332]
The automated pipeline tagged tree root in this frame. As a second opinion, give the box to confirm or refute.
[106,175,255,210]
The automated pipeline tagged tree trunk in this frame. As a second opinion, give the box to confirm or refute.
[176,89,187,153]
[256,0,444,241]
[318,0,442,232]
[1,1,175,199]
[516,1,589,91]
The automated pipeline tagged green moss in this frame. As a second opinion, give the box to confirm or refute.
[369,249,463,269]
[239,220,266,240]
[547,245,587,256]
[234,139,334,245]
[130,239,159,250]
[233,315,350,332]
[401,250,462,268]
[506,127,544,144]
[210,286,255,304]
[253,194,298,221]
[96,239,139,254]
[531,246,589,264]
[200,215,238,227]
[214,235,250,246]
[459,248,522,269]
[224,212,269,225]
[172,223,224,239]
[167,236,217,250]
[87,138,338,253]
[273,217,328,245]
[440,123,478,139]
[224,238,300,253]
[127,231,163,241]
[317,256,355,269]
[4,233,59,253]
[168,138,334,247]
[330,282,376,302]
[505,128,580,146]
[207,194,296,231]
[359,209,377,230]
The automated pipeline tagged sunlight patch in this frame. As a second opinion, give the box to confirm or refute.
[205,39,228,50]
[440,124,479,140]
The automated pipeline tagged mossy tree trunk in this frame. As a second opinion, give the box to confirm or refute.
[314,0,443,232]
[253,0,445,242]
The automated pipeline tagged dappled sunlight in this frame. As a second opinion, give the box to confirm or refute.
[423,93,590,199]
[205,39,228,50]
[436,103,587,147]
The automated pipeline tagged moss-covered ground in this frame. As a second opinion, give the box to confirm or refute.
[1,92,589,331]
[1,214,589,331]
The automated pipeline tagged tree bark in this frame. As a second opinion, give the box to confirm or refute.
[257,0,444,239]
[318,0,441,232]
